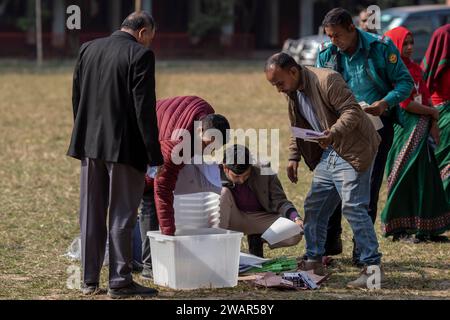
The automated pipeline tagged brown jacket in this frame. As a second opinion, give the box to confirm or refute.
[221,166,298,217]
[287,66,381,172]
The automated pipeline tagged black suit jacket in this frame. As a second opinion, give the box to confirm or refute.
[67,31,163,172]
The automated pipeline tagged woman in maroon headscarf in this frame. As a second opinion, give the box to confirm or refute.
[381,26,450,242]
[422,24,450,207]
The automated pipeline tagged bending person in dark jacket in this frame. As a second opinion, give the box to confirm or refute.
[220,145,303,258]
[139,96,230,279]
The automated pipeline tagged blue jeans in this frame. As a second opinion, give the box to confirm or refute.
[304,148,382,266]
[139,188,159,269]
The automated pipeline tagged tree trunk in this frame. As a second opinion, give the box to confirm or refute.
[35,0,43,67]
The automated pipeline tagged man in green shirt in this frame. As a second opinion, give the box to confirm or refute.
[317,8,413,265]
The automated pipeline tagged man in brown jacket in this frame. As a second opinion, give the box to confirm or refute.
[219,144,303,258]
[265,52,383,289]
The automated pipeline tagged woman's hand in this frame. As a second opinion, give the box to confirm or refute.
[430,120,440,145]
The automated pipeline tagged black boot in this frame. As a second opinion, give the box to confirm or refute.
[325,206,343,256]
[247,234,264,258]
[324,233,343,256]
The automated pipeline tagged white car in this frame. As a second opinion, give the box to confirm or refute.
[283,4,450,65]
[282,34,327,66]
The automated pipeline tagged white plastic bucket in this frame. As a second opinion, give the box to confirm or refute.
[174,192,221,231]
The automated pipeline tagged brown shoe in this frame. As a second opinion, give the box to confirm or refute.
[298,259,325,276]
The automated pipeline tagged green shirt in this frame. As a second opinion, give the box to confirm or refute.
[317,29,413,110]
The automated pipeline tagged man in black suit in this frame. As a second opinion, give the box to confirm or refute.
[67,11,163,299]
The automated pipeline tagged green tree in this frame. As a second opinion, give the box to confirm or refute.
[188,0,235,41]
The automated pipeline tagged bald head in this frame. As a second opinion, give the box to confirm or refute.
[120,11,156,48]
[265,53,301,94]
[121,11,155,31]
[265,52,301,72]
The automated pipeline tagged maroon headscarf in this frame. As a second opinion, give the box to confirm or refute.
[421,24,450,93]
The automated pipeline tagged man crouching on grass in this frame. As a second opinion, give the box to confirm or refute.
[265,52,384,289]
[219,144,303,258]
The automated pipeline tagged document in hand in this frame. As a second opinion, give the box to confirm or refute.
[359,101,384,130]
[261,217,302,245]
[291,127,325,143]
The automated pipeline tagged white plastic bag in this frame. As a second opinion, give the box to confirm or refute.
[64,235,109,266]
[64,236,81,260]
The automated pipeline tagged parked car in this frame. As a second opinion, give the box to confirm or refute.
[282,34,327,66]
[380,5,450,61]
[283,5,450,65]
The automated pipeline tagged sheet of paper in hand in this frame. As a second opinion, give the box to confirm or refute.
[291,127,325,143]
[261,217,302,245]
[359,101,384,130]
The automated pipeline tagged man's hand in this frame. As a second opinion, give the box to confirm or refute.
[316,130,333,150]
[430,120,440,145]
[287,160,299,184]
[295,218,304,229]
[294,218,304,240]
[154,165,163,177]
[364,100,389,116]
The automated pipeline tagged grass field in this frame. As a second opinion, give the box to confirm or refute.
[0,60,448,300]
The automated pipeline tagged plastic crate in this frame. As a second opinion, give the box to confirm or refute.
[147,228,243,290]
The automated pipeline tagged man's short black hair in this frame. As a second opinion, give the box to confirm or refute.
[223,144,252,175]
[322,8,354,29]
[265,52,301,72]
[121,11,155,31]
[201,114,230,144]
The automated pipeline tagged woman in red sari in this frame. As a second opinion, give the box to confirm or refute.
[381,26,450,242]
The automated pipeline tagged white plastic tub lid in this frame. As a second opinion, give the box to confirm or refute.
[147,228,243,239]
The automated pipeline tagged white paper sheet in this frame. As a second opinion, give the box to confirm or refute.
[359,101,384,131]
[239,252,269,267]
[261,217,302,245]
[291,127,325,143]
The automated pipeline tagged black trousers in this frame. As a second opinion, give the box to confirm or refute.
[326,118,394,241]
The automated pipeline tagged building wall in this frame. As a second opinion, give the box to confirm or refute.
[0,0,447,58]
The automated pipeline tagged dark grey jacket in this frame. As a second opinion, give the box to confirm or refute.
[67,31,163,172]
[221,166,298,217]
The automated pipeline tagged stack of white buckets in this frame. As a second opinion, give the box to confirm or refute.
[173,192,221,231]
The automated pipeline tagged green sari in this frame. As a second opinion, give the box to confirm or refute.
[381,109,450,237]
[434,102,450,203]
